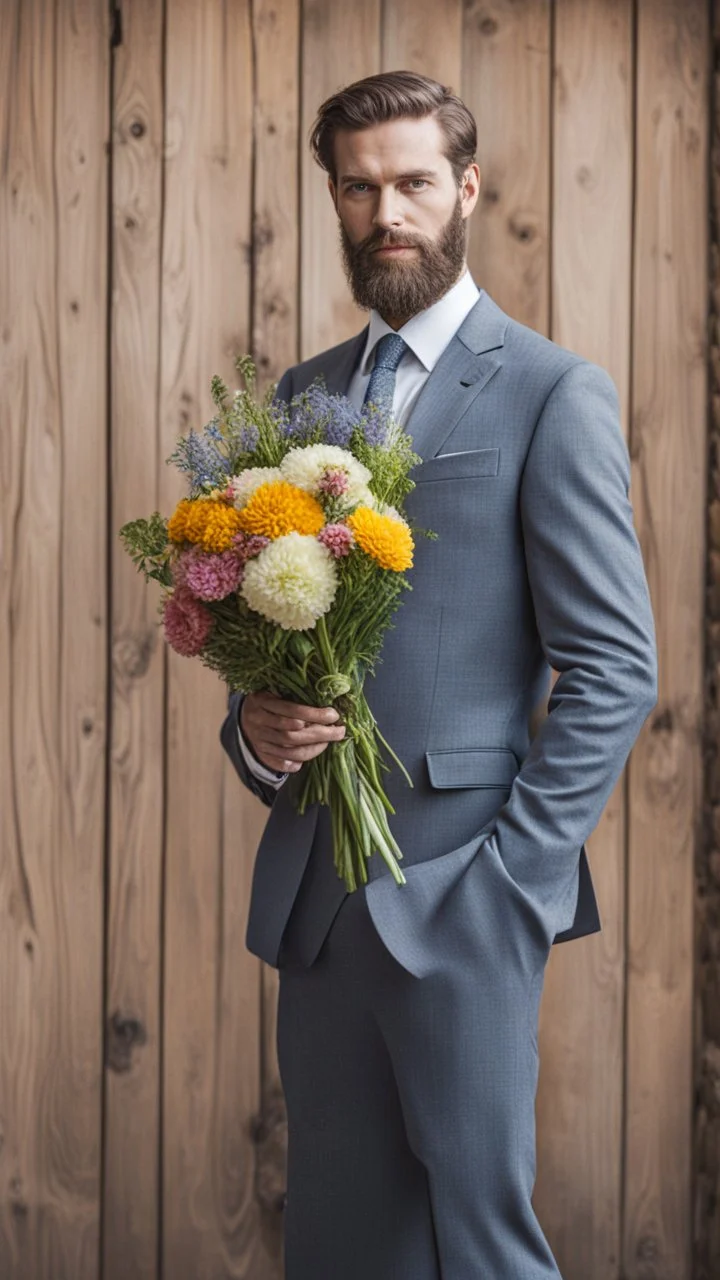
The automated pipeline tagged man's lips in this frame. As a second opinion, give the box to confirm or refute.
[373,244,416,253]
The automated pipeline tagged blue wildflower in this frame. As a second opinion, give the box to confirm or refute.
[167,425,231,496]
[358,405,390,446]
[285,382,362,447]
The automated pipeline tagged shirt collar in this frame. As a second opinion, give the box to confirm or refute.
[360,267,480,375]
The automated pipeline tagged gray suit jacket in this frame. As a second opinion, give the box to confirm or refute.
[220,289,658,976]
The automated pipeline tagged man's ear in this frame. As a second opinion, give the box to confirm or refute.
[327,175,337,208]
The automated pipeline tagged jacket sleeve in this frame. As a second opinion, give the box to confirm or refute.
[483,359,658,931]
[220,690,286,808]
[218,365,296,807]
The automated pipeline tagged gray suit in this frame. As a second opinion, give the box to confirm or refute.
[220,289,658,1278]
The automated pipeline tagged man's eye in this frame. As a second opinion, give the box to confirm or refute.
[406,180,428,190]
[349,183,370,193]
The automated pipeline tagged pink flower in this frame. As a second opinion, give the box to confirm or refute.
[163,586,213,656]
[231,531,270,561]
[318,467,349,496]
[184,548,244,600]
[317,522,354,558]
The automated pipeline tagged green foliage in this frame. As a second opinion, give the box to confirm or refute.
[118,513,172,586]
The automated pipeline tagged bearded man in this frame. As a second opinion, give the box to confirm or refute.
[220,69,658,1280]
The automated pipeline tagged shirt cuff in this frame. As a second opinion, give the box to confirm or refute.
[236,702,288,787]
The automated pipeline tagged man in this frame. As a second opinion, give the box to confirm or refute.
[220,70,658,1280]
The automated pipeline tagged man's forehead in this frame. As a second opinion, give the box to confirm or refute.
[334,116,447,174]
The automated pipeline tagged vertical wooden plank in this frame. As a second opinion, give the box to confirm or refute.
[252,0,301,388]
[461,0,551,333]
[251,1,301,1264]
[0,0,108,1276]
[625,1,708,1276]
[698,12,720,1278]
[105,2,165,1277]
[55,0,110,1263]
[300,0,381,358]
[381,0,462,83]
[251,0,298,1259]
[160,2,271,1276]
[534,3,635,1277]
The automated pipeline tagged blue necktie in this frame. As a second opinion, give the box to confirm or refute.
[362,331,408,413]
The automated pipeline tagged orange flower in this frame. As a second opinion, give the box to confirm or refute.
[167,497,242,552]
[347,506,414,572]
[236,480,325,539]
[167,499,194,543]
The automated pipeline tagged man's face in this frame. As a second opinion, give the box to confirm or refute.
[328,115,480,326]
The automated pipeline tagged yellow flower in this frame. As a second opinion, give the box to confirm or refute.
[236,480,325,539]
[167,499,194,543]
[166,497,242,552]
[347,506,414,572]
[199,502,243,552]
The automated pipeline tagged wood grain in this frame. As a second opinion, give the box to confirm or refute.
[534,4,634,1277]
[300,0,381,359]
[105,2,166,1276]
[461,0,552,333]
[0,0,109,1275]
[625,1,708,1276]
[251,2,302,1264]
[160,1,270,1276]
[381,0,462,83]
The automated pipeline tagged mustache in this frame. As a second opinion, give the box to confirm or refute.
[357,229,427,255]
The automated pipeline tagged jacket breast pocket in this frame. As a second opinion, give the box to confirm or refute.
[412,447,500,484]
[425,746,519,789]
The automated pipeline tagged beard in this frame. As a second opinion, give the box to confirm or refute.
[338,194,468,323]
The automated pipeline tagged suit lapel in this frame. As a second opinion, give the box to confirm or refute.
[403,290,508,460]
[318,289,509,460]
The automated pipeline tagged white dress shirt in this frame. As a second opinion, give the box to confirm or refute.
[237,266,481,786]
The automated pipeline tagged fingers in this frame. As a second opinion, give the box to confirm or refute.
[253,691,341,726]
[242,691,346,772]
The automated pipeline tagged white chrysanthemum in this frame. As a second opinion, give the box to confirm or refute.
[280,444,371,502]
[230,466,283,509]
[240,532,338,630]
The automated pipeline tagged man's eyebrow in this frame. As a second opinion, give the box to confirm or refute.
[339,170,439,185]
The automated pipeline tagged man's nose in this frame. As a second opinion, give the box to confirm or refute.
[372,187,404,229]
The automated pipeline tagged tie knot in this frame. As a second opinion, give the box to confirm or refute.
[372,332,408,373]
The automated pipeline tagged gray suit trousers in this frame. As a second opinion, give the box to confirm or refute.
[276,822,564,1280]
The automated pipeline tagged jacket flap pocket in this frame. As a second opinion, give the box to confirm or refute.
[413,447,500,483]
[426,747,519,789]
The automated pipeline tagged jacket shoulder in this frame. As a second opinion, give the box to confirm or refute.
[277,329,367,399]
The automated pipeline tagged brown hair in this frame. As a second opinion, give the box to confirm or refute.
[309,70,477,187]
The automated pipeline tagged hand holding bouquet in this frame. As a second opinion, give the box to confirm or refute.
[120,356,434,892]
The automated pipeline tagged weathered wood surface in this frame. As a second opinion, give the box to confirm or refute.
[0,0,109,1276]
[105,2,165,1276]
[626,1,708,1277]
[0,1,712,1276]
[159,1,269,1277]
[251,3,302,1267]
[534,3,634,1276]
[698,9,720,1276]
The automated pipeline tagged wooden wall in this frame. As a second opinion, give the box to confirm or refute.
[0,1,709,1277]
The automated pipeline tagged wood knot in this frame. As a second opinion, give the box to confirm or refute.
[508,212,538,244]
[130,120,146,139]
[114,630,156,680]
[105,1011,147,1074]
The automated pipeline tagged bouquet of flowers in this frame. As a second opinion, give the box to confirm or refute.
[120,356,433,892]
